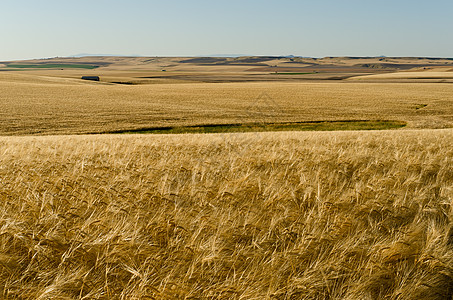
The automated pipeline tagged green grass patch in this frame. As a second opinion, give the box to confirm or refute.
[5,64,99,69]
[104,120,407,135]
[272,72,315,75]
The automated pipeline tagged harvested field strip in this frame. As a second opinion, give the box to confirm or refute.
[103,120,407,134]
[5,63,99,69]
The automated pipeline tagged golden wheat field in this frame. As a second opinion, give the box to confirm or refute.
[1,56,453,135]
[1,56,453,299]
[1,71,453,135]
[0,129,453,299]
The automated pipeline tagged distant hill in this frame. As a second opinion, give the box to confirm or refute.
[1,56,452,74]
[71,53,143,58]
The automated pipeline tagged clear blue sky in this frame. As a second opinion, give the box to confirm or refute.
[1,0,452,60]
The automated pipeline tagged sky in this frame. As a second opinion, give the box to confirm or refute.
[1,0,452,61]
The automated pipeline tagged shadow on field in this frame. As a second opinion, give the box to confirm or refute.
[97,120,407,135]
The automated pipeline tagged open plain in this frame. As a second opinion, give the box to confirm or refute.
[1,56,453,299]
[1,56,453,135]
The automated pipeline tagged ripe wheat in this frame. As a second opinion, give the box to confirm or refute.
[0,129,452,299]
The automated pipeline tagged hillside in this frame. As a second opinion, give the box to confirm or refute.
[1,68,453,135]
[2,56,453,76]
[1,55,453,299]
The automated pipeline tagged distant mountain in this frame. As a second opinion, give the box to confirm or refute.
[203,54,250,57]
[71,53,143,57]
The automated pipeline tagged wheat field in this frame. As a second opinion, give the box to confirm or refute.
[2,57,453,299]
[1,129,452,299]
[1,71,453,135]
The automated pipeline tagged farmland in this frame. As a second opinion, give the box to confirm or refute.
[4,63,99,69]
[1,56,453,136]
[1,56,453,299]
[1,130,453,299]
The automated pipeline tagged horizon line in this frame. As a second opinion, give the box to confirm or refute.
[2,54,453,62]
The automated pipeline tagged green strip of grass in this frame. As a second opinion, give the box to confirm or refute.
[272,72,315,75]
[105,120,406,135]
[6,64,99,69]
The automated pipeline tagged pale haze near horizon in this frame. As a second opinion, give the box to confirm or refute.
[1,0,452,61]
